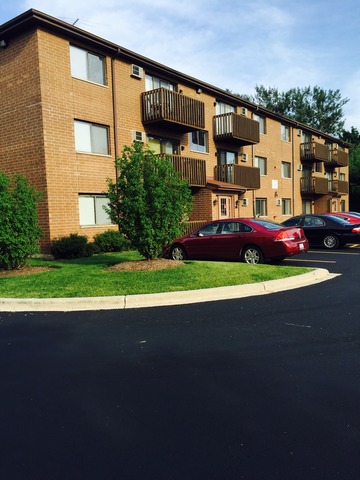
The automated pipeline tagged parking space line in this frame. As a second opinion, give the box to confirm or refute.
[290,258,336,264]
[308,250,360,255]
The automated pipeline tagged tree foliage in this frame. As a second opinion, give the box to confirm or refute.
[240,85,349,136]
[0,173,43,270]
[106,142,193,260]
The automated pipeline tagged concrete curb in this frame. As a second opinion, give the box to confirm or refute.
[0,268,340,312]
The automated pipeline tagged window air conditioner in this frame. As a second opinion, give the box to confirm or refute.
[130,64,143,79]
[241,107,247,116]
[297,129,302,136]
[276,199,282,206]
[241,153,248,162]
[297,164,303,171]
[242,198,249,207]
[132,130,146,142]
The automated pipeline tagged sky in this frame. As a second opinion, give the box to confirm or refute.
[1,0,360,132]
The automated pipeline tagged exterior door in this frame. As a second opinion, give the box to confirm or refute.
[219,196,231,219]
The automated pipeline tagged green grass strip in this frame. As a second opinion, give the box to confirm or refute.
[0,252,312,298]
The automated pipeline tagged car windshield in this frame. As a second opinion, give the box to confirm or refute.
[251,219,283,230]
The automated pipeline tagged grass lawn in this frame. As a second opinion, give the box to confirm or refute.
[0,251,312,299]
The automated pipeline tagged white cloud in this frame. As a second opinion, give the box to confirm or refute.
[7,0,359,131]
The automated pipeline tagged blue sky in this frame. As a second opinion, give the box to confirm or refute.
[1,0,360,133]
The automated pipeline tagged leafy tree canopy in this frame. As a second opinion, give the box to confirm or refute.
[106,142,193,260]
[238,85,349,137]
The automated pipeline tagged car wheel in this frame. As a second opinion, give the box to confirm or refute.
[242,246,264,264]
[322,234,339,249]
[170,244,187,261]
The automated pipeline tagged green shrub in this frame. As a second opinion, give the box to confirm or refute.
[51,233,95,259]
[93,230,131,252]
[0,173,43,270]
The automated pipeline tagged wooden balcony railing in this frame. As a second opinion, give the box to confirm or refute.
[329,180,348,194]
[300,176,329,194]
[158,154,206,187]
[328,149,349,167]
[141,88,205,132]
[213,113,260,145]
[300,142,330,162]
[214,164,260,190]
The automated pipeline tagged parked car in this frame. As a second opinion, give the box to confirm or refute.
[324,212,360,224]
[282,214,360,249]
[168,218,309,264]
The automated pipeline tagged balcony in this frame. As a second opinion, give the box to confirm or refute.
[327,148,349,167]
[214,164,260,190]
[300,142,329,163]
[213,113,260,145]
[141,88,205,132]
[159,154,206,187]
[300,176,329,194]
[329,180,349,194]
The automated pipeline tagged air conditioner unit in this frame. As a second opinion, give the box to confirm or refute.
[241,153,248,162]
[242,198,249,207]
[297,129,302,137]
[297,164,303,171]
[132,130,146,142]
[276,198,282,206]
[130,64,143,79]
[241,107,247,116]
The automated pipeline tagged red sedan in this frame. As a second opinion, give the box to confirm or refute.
[169,218,309,264]
[324,212,360,224]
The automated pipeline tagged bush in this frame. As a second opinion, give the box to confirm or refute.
[93,230,131,253]
[0,173,43,270]
[51,233,96,259]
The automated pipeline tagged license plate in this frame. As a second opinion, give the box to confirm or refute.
[299,243,304,250]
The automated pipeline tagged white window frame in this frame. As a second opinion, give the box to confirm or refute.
[253,114,266,134]
[254,156,267,176]
[74,120,109,155]
[281,161,291,178]
[78,194,112,226]
[190,131,208,153]
[281,124,291,142]
[70,45,106,85]
[215,102,235,115]
[145,74,175,91]
[282,198,291,215]
[255,198,267,217]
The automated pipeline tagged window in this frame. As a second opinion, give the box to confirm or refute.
[190,131,208,153]
[339,173,345,181]
[215,102,235,115]
[254,156,267,176]
[281,161,291,178]
[281,124,290,142]
[340,200,346,212]
[253,114,266,134]
[302,200,312,214]
[218,150,237,165]
[70,45,106,85]
[148,136,179,155]
[315,162,323,173]
[145,74,175,91]
[282,198,291,215]
[74,121,109,155]
[78,195,112,225]
[255,198,267,217]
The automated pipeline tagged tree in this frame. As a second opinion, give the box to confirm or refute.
[106,142,193,260]
[341,127,360,211]
[240,85,349,136]
[0,173,43,270]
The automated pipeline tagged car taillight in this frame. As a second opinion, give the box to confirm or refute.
[352,227,360,233]
[274,228,303,242]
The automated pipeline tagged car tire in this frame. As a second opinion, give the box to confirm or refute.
[242,246,264,264]
[170,244,187,261]
[322,234,339,249]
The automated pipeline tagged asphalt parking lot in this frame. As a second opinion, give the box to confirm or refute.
[1,244,360,480]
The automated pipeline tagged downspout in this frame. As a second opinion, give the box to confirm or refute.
[292,127,296,215]
[111,50,120,179]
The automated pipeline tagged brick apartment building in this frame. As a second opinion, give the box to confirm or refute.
[0,9,350,251]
